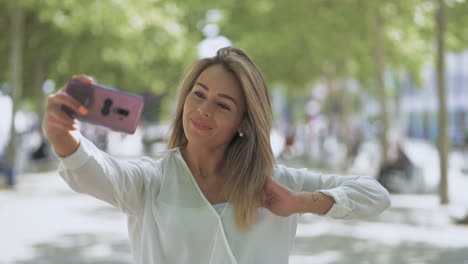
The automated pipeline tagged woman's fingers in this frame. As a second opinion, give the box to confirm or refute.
[44,89,86,134]
[48,116,78,131]
[49,91,88,115]
[51,74,93,114]
[48,110,76,128]
[42,74,92,140]
[72,74,94,84]
[261,191,271,207]
[262,179,276,207]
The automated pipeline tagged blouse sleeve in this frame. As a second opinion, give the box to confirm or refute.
[275,165,390,219]
[56,133,162,215]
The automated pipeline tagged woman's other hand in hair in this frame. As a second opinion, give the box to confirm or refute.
[262,178,301,217]
[262,178,335,217]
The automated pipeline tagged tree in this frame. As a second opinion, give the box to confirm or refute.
[5,2,25,186]
[218,0,429,166]
[436,0,448,204]
[0,0,212,185]
[373,13,390,163]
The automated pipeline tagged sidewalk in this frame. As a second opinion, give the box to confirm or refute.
[0,171,131,264]
[1,171,468,264]
[291,195,468,263]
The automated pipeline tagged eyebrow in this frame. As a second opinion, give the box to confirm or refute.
[195,82,238,106]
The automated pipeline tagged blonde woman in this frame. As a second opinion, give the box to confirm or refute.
[43,47,390,264]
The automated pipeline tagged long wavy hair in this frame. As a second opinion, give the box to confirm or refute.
[167,47,275,230]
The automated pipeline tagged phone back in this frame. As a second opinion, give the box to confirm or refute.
[64,79,144,134]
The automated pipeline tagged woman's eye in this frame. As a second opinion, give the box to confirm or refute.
[218,103,230,111]
[194,91,204,98]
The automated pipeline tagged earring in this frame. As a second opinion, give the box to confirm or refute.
[239,132,244,137]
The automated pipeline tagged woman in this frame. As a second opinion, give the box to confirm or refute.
[43,47,390,264]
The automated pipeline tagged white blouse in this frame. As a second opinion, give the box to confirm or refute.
[213,203,227,215]
[57,135,390,264]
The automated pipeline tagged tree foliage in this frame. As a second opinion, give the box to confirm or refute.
[2,0,468,118]
[219,0,434,96]
[0,0,207,117]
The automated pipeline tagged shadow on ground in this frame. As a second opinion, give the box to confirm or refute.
[292,234,468,264]
[15,233,132,264]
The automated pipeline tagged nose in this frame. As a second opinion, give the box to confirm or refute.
[198,101,213,117]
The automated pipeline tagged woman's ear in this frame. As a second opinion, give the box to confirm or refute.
[238,120,246,137]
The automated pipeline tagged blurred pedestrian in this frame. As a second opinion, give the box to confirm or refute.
[42,47,390,264]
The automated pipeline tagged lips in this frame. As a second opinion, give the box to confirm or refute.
[191,118,212,130]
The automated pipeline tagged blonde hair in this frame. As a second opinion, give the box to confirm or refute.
[167,47,275,230]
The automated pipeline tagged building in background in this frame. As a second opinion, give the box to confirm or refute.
[400,51,468,149]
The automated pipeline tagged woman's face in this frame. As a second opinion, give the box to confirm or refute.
[182,64,246,149]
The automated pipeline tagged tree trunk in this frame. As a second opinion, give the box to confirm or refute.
[374,14,390,164]
[5,5,25,186]
[436,0,449,204]
[34,56,47,114]
[339,78,352,161]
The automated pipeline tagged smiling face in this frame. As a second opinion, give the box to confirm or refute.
[182,64,246,149]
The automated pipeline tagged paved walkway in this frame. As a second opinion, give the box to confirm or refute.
[1,171,468,264]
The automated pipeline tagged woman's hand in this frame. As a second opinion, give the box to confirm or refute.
[262,177,301,217]
[42,74,93,157]
[262,177,336,217]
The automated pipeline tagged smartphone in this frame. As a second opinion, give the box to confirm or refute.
[62,79,144,134]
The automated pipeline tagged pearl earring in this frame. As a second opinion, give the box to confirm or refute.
[239,132,244,137]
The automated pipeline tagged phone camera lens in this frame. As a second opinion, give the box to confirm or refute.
[104,98,113,106]
[101,98,113,116]
[101,108,110,116]
[115,108,129,117]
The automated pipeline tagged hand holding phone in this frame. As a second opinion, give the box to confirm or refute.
[62,79,144,134]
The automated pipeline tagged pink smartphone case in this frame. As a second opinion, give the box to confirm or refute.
[63,79,144,134]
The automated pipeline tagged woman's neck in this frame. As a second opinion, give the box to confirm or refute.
[181,143,227,180]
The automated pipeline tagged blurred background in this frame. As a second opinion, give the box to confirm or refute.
[1,0,468,263]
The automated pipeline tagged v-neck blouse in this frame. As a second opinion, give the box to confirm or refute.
[213,203,227,215]
[57,134,390,264]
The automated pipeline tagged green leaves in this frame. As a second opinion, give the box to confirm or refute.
[1,0,199,98]
[2,0,468,120]
[218,0,466,95]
